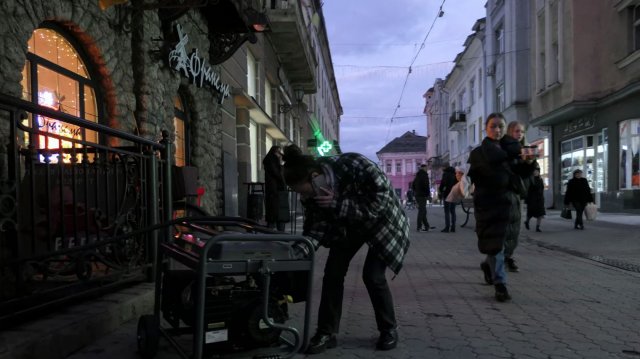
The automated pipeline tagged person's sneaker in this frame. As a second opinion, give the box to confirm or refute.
[505,257,519,272]
[494,283,512,302]
[306,332,337,354]
[480,262,493,285]
[376,329,398,351]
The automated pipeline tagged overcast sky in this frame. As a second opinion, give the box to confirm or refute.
[322,0,487,161]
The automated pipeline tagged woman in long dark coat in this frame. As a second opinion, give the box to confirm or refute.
[263,145,287,231]
[467,113,535,302]
[563,169,593,230]
[524,167,546,232]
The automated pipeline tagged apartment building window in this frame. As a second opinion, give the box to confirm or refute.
[496,84,505,112]
[396,161,402,174]
[249,120,258,182]
[469,78,475,105]
[386,161,392,174]
[536,6,546,92]
[478,68,483,98]
[264,79,273,117]
[536,0,562,91]
[20,26,102,163]
[496,26,505,55]
[247,51,259,101]
[634,5,640,51]
[469,123,476,145]
[549,0,560,84]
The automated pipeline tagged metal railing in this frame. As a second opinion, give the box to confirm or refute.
[0,93,172,327]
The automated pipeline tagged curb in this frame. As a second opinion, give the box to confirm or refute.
[0,283,155,359]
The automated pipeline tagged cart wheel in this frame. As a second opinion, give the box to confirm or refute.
[137,315,159,359]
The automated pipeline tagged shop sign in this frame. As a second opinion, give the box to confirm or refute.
[561,115,595,137]
[168,24,230,104]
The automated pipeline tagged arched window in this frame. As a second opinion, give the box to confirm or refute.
[173,95,189,167]
[20,24,102,163]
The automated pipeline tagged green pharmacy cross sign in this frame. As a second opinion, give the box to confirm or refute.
[317,140,333,156]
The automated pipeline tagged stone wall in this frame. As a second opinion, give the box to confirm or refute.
[0,0,225,214]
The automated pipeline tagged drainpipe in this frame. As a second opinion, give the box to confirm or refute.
[131,0,148,136]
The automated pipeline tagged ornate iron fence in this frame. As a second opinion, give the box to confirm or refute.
[0,93,172,327]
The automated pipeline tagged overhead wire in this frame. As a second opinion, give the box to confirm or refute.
[383,0,448,144]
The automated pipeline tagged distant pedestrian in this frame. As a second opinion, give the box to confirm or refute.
[563,169,593,230]
[282,144,409,354]
[438,165,457,233]
[467,113,536,302]
[524,166,546,232]
[412,164,433,232]
[263,145,288,231]
[405,187,416,210]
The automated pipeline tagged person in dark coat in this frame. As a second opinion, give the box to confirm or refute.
[263,145,287,231]
[412,164,433,231]
[438,165,457,233]
[282,144,409,354]
[563,169,593,230]
[467,113,536,302]
[503,120,529,272]
[524,166,546,232]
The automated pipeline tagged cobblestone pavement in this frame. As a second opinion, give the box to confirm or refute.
[65,207,640,359]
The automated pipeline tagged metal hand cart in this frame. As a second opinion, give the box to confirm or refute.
[136,216,315,359]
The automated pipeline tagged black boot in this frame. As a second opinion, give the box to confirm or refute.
[441,226,449,233]
[376,329,398,350]
[536,225,541,232]
[494,283,512,302]
[524,220,530,230]
[505,257,519,272]
[450,225,455,233]
[306,333,337,354]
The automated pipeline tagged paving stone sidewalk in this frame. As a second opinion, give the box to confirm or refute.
[58,206,640,359]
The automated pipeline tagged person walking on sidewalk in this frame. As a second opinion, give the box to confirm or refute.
[467,113,536,302]
[524,166,546,232]
[281,144,409,354]
[502,120,534,272]
[412,164,433,232]
[263,145,288,231]
[438,165,457,233]
[564,169,593,230]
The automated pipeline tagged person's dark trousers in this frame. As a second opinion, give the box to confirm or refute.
[316,232,397,335]
[443,201,456,230]
[573,202,586,227]
[416,195,429,230]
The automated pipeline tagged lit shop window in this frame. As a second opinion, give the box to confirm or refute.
[173,95,188,167]
[20,27,100,163]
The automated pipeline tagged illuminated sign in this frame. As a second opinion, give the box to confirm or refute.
[317,140,333,156]
[168,24,231,104]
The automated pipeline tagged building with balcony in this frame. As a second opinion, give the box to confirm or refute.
[529,0,640,213]
[440,19,486,168]
[376,131,429,202]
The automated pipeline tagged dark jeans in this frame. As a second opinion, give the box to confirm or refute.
[267,222,286,231]
[573,202,586,226]
[316,233,397,334]
[416,196,429,230]
[443,201,456,229]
